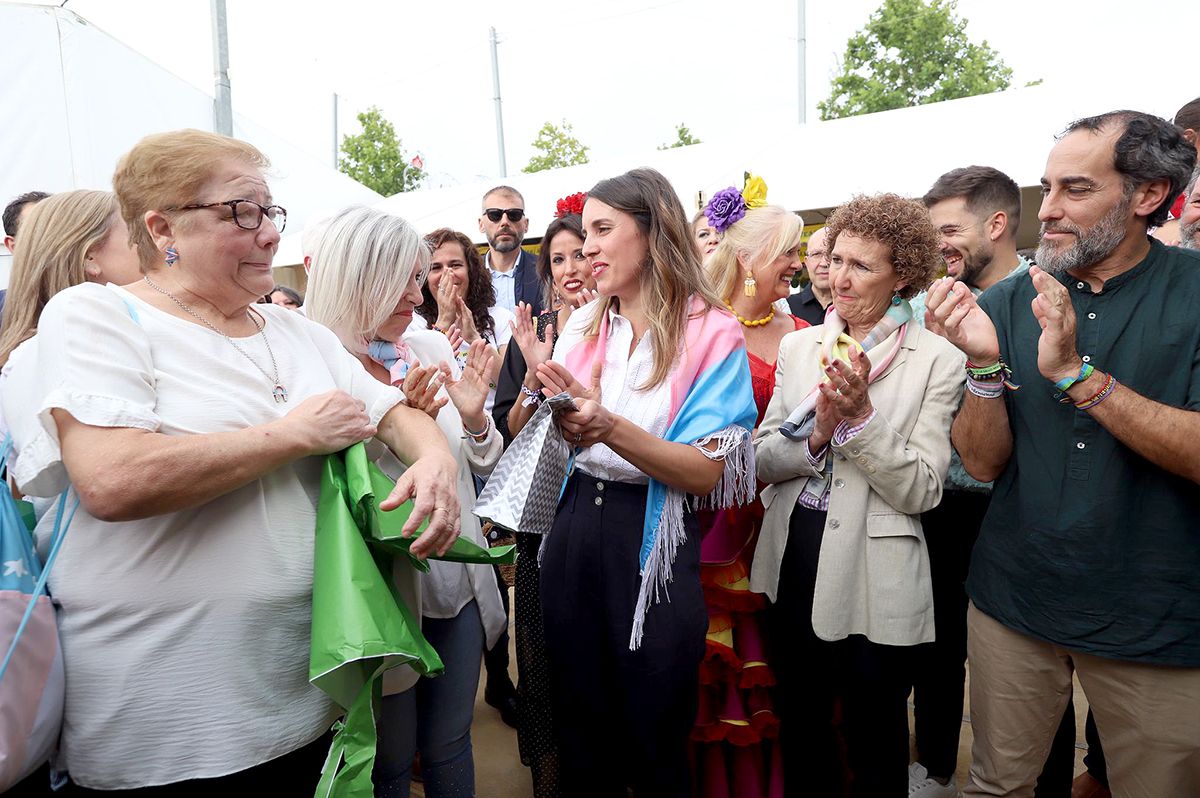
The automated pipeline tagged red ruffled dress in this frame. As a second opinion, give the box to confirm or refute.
[690,315,807,798]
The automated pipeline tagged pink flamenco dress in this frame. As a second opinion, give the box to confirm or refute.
[690,315,806,798]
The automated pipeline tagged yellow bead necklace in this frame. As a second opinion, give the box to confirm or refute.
[724,299,775,328]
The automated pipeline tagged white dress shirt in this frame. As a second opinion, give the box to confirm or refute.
[552,301,672,484]
[486,251,518,313]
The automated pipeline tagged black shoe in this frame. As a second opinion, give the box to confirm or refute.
[485,688,520,729]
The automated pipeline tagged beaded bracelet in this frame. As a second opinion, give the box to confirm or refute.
[520,384,544,407]
[462,415,491,441]
[966,358,1020,390]
[1074,373,1116,410]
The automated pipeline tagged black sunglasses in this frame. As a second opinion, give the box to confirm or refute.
[484,207,525,223]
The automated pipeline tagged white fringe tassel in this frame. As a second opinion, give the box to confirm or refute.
[628,425,755,650]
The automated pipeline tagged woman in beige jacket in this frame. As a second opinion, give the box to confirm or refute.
[751,194,965,797]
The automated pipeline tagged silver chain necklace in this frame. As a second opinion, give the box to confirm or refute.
[142,275,288,403]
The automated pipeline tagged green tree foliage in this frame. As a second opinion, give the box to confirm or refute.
[338,106,426,196]
[658,123,702,150]
[522,120,590,174]
[818,0,1012,121]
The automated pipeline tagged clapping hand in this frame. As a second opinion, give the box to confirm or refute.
[924,276,1000,364]
[1029,266,1082,383]
[511,302,555,376]
[536,360,603,403]
[552,362,611,447]
[571,287,598,309]
[434,275,460,330]
[454,296,481,344]
[440,339,496,431]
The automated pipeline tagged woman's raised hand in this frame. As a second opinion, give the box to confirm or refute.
[571,287,598,309]
[434,275,459,330]
[511,302,554,376]
[401,363,447,419]
[454,296,481,344]
[818,347,874,425]
[924,276,1001,364]
[283,390,378,455]
[441,339,496,430]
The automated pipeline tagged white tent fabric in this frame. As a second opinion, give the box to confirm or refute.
[274,77,1183,265]
[0,3,381,287]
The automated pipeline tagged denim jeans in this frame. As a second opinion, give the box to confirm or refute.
[375,600,485,798]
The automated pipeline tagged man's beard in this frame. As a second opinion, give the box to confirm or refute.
[488,229,520,254]
[1036,195,1130,274]
[959,245,994,287]
[1179,218,1200,250]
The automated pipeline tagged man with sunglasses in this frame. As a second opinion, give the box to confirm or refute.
[479,186,543,315]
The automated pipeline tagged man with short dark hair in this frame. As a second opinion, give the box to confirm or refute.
[787,226,830,324]
[479,185,541,315]
[926,110,1200,796]
[1,190,51,321]
[905,165,1030,798]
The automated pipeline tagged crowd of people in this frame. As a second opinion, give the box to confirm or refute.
[0,97,1198,798]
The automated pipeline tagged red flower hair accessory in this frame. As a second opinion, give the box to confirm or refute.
[554,192,587,218]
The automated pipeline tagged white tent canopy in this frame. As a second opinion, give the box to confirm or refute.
[274,77,1184,265]
[0,3,381,287]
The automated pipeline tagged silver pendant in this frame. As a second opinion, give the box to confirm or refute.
[273,384,289,403]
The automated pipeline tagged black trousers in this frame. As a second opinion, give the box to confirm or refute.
[769,506,914,798]
[540,473,706,798]
[911,488,989,779]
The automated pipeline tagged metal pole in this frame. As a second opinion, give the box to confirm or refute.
[210,0,232,136]
[332,92,339,168]
[797,0,807,124]
[490,26,508,177]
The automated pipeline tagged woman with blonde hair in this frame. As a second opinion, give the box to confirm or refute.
[0,129,459,793]
[306,206,506,798]
[530,167,758,797]
[692,197,808,797]
[0,189,141,370]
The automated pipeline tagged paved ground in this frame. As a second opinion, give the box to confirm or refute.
[416,589,1091,797]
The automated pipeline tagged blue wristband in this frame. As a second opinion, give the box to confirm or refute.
[1054,362,1094,392]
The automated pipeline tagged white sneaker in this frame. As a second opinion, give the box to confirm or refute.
[909,772,959,797]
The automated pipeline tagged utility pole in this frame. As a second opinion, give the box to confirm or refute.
[490,26,508,177]
[211,0,232,136]
[797,0,807,124]
[332,92,339,168]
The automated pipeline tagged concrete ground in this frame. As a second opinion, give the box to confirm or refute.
[415,589,1091,797]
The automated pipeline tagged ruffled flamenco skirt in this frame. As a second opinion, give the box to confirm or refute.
[690,503,783,798]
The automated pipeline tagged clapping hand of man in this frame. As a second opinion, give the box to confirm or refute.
[923,276,1001,364]
[1029,266,1084,384]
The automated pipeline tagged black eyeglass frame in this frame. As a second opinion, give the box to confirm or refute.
[173,199,288,233]
[483,207,526,223]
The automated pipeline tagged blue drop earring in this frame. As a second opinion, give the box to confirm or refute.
[165,245,179,267]
[891,293,902,306]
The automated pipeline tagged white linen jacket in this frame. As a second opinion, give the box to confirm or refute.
[750,322,965,646]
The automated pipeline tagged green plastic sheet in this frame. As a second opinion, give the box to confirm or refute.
[310,443,515,798]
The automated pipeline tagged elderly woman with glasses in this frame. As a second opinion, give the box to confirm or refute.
[0,129,460,794]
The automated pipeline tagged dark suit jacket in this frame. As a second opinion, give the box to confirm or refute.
[493,248,544,317]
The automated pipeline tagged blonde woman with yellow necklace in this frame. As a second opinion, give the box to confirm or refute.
[693,196,807,797]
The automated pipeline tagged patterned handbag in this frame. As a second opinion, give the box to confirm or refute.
[474,392,577,536]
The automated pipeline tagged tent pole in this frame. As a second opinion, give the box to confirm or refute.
[210,0,232,136]
[490,26,507,178]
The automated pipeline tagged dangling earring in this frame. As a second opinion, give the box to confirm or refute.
[891,293,902,306]
[743,270,757,297]
[165,245,179,267]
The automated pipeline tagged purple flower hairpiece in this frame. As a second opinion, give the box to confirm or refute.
[704,186,747,233]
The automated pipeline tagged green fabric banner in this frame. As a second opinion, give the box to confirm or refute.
[310,443,515,798]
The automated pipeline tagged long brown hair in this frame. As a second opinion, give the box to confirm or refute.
[0,190,120,368]
[585,168,721,389]
[418,228,496,341]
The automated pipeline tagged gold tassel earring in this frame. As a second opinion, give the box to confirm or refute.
[743,270,757,297]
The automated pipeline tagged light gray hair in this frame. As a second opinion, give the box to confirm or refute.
[304,205,430,347]
[300,209,336,260]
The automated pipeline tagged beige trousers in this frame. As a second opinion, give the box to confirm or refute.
[963,603,1200,798]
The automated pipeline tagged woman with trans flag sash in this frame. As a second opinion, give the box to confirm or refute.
[533,168,757,798]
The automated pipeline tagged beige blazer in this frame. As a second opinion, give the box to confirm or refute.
[750,322,965,646]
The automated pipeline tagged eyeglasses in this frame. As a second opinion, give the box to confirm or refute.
[174,199,288,233]
[483,207,525,223]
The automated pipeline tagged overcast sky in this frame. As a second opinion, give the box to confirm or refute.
[26,0,1198,187]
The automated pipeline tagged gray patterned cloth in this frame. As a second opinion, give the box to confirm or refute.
[474,392,577,535]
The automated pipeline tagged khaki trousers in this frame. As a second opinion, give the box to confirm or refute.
[963,603,1200,798]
